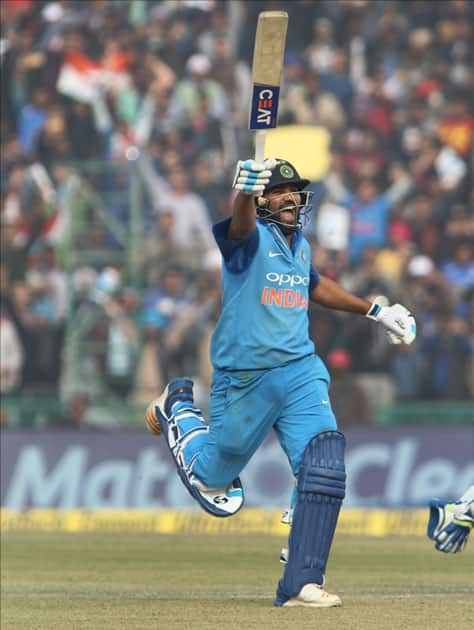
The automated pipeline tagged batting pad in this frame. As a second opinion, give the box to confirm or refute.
[275,431,346,604]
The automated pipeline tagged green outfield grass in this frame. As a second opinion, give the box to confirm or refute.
[1,532,473,630]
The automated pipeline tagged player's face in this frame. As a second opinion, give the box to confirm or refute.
[264,185,302,228]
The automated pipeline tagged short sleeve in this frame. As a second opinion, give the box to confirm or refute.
[213,218,260,273]
[309,265,320,291]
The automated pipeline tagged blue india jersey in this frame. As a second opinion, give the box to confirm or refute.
[210,218,319,370]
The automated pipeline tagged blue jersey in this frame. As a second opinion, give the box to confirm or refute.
[210,218,319,370]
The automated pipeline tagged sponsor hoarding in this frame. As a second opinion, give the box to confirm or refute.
[1,428,473,510]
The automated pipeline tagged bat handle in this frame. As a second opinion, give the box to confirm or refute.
[254,130,267,163]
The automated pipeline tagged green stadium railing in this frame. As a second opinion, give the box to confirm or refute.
[0,396,146,429]
[376,401,474,426]
[1,397,472,429]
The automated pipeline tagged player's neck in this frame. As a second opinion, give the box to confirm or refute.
[269,220,297,244]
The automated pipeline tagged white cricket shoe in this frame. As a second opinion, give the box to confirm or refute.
[282,583,342,608]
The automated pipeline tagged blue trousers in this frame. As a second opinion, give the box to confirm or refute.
[192,354,337,488]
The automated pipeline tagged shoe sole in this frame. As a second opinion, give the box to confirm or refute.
[282,598,341,608]
[145,386,170,436]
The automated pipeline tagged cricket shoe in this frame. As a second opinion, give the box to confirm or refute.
[145,378,244,518]
[276,584,341,608]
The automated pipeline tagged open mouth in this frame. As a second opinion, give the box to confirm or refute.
[279,206,297,221]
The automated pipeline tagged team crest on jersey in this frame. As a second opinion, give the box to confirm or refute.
[280,164,294,178]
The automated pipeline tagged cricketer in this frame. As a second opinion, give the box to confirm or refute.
[146,157,417,607]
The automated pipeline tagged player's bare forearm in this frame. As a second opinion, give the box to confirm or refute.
[227,192,257,239]
[310,275,371,315]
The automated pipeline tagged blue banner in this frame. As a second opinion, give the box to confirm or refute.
[1,428,473,509]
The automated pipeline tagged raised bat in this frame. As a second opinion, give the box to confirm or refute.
[248,11,288,163]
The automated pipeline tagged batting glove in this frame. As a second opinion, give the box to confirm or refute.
[232,158,276,195]
[366,296,416,345]
[428,499,473,553]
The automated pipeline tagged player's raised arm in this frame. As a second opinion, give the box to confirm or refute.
[228,158,275,239]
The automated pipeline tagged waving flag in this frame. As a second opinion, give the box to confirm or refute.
[57,50,131,103]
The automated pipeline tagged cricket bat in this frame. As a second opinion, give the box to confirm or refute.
[249,11,288,163]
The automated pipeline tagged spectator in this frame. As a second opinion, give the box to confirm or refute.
[306,18,337,74]
[344,129,387,185]
[18,87,49,155]
[65,101,103,161]
[36,244,68,322]
[139,156,217,255]
[441,241,474,294]
[404,193,442,261]
[53,392,108,430]
[170,53,229,127]
[142,210,189,286]
[325,163,413,264]
[320,48,354,116]
[438,94,474,158]
[34,106,72,171]
[105,318,137,399]
[209,35,251,125]
[140,267,194,384]
[419,313,472,400]
[374,220,415,292]
[191,157,228,223]
[326,349,370,426]
[284,67,346,130]
[1,0,473,418]
[0,310,24,394]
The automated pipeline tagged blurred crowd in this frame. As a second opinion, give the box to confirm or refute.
[1,0,473,428]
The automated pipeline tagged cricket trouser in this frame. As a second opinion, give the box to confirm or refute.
[191,354,338,489]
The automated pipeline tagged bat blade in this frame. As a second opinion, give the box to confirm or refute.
[249,11,288,161]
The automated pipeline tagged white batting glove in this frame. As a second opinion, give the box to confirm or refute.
[428,499,473,553]
[366,296,416,345]
[232,158,276,195]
